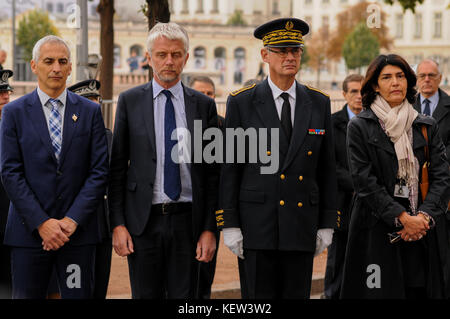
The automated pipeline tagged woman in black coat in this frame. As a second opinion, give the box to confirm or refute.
[340,54,450,299]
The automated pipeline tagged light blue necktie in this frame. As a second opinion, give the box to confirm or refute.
[48,98,62,161]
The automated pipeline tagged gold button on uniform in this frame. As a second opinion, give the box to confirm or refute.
[280,174,285,180]
[297,202,303,207]
[307,151,312,156]
[267,151,271,156]
[280,200,285,206]
[299,176,303,181]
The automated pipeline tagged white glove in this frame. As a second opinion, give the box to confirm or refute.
[314,228,334,257]
[223,227,244,259]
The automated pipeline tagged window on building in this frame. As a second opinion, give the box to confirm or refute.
[414,13,422,39]
[323,0,330,3]
[196,0,203,13]
[305,0,312,5]
[181,0,189,13]
[272,0,280,15]
[395,14,403,39]
[434,12,442,38]
[234,48,245,84]
[57,2,64,13]
[214,47,226,84]
[212,0,219,12]
[46,2,54,12]
[194,47,206,69]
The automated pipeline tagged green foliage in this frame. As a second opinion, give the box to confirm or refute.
[227,10,247,26]
[300,46,309,69]
[17,10,60,61]
[383,0,424,13]
[342,23,380,71]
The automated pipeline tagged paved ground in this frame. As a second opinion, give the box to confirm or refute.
[106,235,328,299]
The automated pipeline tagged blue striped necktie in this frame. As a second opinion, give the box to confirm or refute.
[48,98,62,161]
[162,90,181,201]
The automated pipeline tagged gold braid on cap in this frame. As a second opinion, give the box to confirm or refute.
[262,29,304,46]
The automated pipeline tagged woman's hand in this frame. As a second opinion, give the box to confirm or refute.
[397,212,429,242]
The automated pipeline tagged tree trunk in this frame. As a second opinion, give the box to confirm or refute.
[98,0,114,100]
[97,0,114,129]
[145,0,171,80]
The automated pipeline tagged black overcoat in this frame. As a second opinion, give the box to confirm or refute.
[341,108,450,298]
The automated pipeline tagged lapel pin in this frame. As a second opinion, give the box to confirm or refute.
[72,114,78,122]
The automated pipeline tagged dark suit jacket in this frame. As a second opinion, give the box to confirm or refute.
[97,128,113,240]
[218,79,338,252]
[331,105,354,231]
[0,90,109,247]
[414,89,450,161]
[108,82,219,242]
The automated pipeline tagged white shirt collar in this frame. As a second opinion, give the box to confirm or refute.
[37,87,67,108]
[267,75,296,100]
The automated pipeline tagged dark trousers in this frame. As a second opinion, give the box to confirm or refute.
[0,242,11,299]
[127,209,195,299]
[10,244,96,299]
[239,249,314,299]
[324,229,348,299]
[93,238,112,299]
[46,238,112,298]
[197,231,219,299]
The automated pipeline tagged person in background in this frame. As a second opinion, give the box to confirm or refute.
[323,74,363,299]
[0,69,13,298]
[0,50,7,71]
[68,79,113,299]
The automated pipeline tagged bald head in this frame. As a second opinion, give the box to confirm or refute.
[417,59,442,98]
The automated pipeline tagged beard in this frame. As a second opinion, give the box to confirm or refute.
[154,70,179,83]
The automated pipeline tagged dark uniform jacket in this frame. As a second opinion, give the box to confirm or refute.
[218,79,337,252]
[331,105,354,231]
[341,108,450,298]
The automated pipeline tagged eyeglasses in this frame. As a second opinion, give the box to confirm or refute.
[267,47,302,58]
[388,232,402,244]
[417,73,440,80]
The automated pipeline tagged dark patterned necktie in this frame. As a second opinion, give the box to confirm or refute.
[162,90,181,201]
[280,92,292,141]
[423,98,431,116]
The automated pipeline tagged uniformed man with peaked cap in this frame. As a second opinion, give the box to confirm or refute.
[0,69,13,298]
[68,79,102,103]
[217,18,338,298]
[68,79,112,299]
[0,69,13,115]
